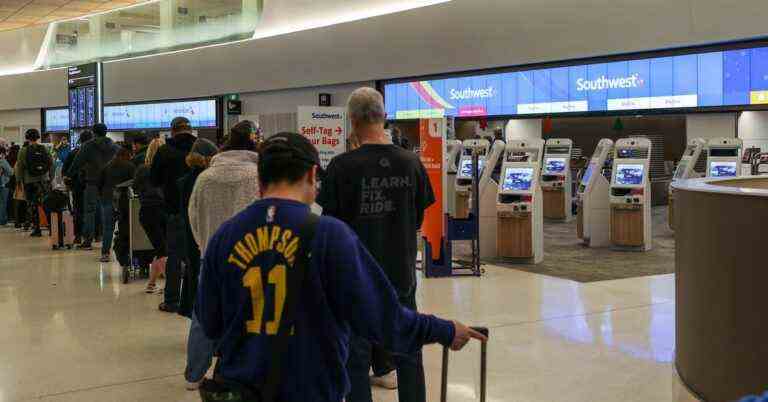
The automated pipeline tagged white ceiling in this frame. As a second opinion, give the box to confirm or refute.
[3,0,768,110]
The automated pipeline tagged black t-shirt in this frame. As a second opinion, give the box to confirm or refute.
[318,144,435,293]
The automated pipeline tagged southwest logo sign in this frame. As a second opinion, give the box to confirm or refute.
[576,74,645,91]
[410,81,455,109]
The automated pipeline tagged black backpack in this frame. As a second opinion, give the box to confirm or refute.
[26,144,51,177]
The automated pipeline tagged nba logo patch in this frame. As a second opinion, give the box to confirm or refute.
[266,206,276,223]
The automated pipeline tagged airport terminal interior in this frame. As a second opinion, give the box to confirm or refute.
[2,1,768,401]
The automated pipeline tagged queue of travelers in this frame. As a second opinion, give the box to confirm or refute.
[0,87,485,402]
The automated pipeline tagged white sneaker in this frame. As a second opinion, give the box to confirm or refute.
[185,380,202,391]
[370,371,397,390]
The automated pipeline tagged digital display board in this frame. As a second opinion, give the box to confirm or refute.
[545,157,567,174]
[68,62,101,129]
[44,108,70,132]
[458,158,485,179]
[501,167,534,191]
[709,161,738,177]
[615,164,645,186]
[104,99,218,130]
[384,45,768,119]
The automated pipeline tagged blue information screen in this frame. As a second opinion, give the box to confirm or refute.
[104,99,217,130]
[44,108,70,132]
[384,45,768,119]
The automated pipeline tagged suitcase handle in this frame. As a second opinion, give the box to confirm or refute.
[441,327,489,402]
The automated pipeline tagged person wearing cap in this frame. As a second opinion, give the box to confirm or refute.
[150,116,197,313]
[63,130,94,244]
[15,129,53,237]
[195,132,485,402]
[96,145,136,263]
[317,87,435,402]
[65,123,120,249]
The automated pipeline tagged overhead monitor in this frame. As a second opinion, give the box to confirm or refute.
[44,108,69,132]
[615,164,645,186]
[580,163,596,186]
[458,158,485,179]
[384,43,768,119]
[67,62,102,129]
[104,99,218,130]
[501,167,534,191]
[545,157,567,174]
[709,161,738,177]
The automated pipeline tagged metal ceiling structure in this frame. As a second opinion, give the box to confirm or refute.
[0,0,147,32]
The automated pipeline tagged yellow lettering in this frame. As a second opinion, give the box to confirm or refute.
[234,241,254,263]
[243,267,264,334]
[228,254,247,270]
[266,265,287,335]
[276,229,293,253]
[269,226,281,250]
[257,227,270,252]
[284,237,300,266]
[244,233,260,256]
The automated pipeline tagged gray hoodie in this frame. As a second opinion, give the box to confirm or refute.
[188,150,260,255]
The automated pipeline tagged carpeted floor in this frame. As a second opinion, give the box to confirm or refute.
[486,206,676,282]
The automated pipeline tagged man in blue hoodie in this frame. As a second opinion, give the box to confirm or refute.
[196,133,485,402]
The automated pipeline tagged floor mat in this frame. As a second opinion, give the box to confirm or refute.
[480,206,675,283]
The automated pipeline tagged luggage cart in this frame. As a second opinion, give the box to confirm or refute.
[115,181,154,284]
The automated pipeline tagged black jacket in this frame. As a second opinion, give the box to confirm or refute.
[66,136,119,184]
[178,167,204,319]
[133,165,164,208]
[131,146,148,167]
[98,159,136,203]
[149,133,195,215]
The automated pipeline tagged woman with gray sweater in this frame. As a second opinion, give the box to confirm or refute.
[184,121,260,390]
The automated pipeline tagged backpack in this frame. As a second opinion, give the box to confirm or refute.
[26,144,51,177]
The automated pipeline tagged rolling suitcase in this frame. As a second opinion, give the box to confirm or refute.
[50,210,75,250]
[441,327,489,402]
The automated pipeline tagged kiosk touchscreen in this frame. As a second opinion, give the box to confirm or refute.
[541,139,574,222]
[609,138,652,251]
[497,139,544,263]
[668,138,706,230]
[706,138,743,178]
[454,139,490,219]
[576,139,613,247]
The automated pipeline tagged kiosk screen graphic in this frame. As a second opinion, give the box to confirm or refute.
[545,157,567,174]
[709,161,738,177]
[502,167,534,191]
[581,164,595,186]
[615,164,645,185]
[458,158,485,179]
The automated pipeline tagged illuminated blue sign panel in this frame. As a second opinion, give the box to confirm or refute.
[44,108,70,132]
[104,99,217,130]
[384,46,768,119]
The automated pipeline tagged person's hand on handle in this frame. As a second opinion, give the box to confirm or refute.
[451,321,488,351]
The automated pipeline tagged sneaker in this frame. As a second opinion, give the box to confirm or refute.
[145,283,157,294]
[29,230,42,237]
[185,380,203,390]
[370,371,398,390]
[99,254,111,263]
[77,242,93,250]
[158,302,177,313]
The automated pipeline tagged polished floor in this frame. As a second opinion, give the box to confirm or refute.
[0,226,698,402]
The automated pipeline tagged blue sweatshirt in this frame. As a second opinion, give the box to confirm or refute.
[196,198,454,402]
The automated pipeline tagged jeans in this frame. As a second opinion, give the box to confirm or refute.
[100,201,115,256]
[0,187,9,225]
[82,184,99,242]
[163,214,184,306]
[185,306,216,382]
[347,288,426,402]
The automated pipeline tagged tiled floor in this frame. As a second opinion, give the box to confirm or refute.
[0,226,698,402]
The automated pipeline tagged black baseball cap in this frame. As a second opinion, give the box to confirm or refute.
[261,132,322,171]
[171,116,192,131]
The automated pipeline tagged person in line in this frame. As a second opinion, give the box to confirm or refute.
[63,131,93,245]
[15,129,53,237]
[131,132,150,167]
[97,145,136,263]
[133,137,167,294]
[150,117,196,313]
[178,138,218,319]
[65,124,119,250]
[0,147,12,226]
[318,87,436,402]
[196,132,486,402]
[183,121,260,390]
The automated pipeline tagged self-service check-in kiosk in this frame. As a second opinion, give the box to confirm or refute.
[706,138,743,179]
[445,140,463,217]
[577,139,613,247]
[455,139,490,219]
[496,139,544,263]
[668,138,706,230]
[541,139,574,222]
[609,138,652,251]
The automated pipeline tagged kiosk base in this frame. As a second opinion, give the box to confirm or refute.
[610,205,645,249]
[543,188,566,220]
[455,192,470,219]
[497,213,533,258]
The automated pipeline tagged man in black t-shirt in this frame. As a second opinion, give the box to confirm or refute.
[318,87,435,402]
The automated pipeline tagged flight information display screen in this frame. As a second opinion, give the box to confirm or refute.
[615,164,645,185]
[458,158,485,179]
[384,45,768,119]
[104,99,218,130]
[709,161,738,177]
[67,63,101,129]
[545,157,567,174]
[44,108,69,132]
[501,167,534,191]
[581,163,595,186]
